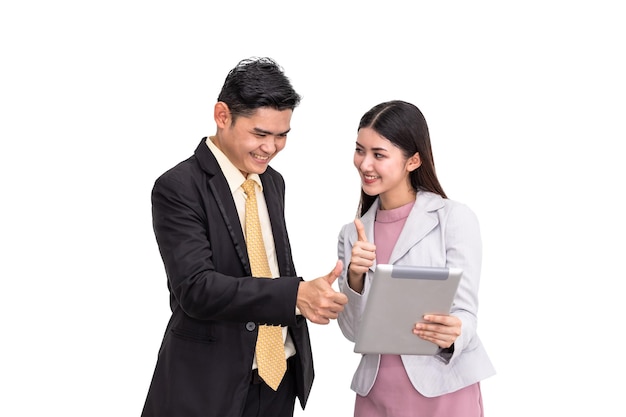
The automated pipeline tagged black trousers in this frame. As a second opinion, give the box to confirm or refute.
[242,358,297,417]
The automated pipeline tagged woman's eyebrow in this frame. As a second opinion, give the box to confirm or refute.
[355,141,388,152]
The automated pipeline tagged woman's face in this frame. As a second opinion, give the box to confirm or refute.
[353,127,420,209]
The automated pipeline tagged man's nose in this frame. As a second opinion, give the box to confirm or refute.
[259,136,277,154]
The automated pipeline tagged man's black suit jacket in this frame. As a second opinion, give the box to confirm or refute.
[141,139,314,417]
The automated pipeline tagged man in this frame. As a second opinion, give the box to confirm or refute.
[141,57,348,417]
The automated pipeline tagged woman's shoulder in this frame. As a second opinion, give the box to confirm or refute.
[418,191,478,221]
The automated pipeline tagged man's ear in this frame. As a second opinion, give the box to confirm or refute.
[407,152,422,172]
[214,102,231,128]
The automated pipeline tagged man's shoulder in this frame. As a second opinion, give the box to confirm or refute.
[156,138,217,180]
[156,154,199,183]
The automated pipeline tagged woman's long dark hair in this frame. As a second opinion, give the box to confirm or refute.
[357,100,447,216]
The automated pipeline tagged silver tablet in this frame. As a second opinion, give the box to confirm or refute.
[353,264,462,355]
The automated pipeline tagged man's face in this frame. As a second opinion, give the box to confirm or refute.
[215,106,293,177]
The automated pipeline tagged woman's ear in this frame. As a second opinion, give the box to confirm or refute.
[214,102,231,128]
[407,152,422,172]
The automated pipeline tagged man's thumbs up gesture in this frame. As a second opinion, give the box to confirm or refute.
[297,260,348,324]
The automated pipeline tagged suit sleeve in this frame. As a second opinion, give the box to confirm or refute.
[151,169,300,326]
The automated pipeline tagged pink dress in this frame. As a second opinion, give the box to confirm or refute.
[354,201,484,417]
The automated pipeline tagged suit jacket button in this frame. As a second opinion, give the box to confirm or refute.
[245,322,256,331]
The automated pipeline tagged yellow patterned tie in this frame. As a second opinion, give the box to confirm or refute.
[242,179,286,391]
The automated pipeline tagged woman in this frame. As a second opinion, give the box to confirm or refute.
[337,100,495,417]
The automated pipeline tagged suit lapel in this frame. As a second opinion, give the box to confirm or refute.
[194,140,250,273]
[260,173,293,277]
[194,139,293,277]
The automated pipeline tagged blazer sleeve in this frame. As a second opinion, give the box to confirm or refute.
[151,167,300,326]
[444,202,483,362]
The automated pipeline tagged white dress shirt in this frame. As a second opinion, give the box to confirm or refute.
[205,137,296,366]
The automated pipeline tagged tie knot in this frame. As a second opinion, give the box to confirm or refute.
[242,179,257,197]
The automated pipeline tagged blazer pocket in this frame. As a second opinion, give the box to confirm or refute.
[170,326,216,344]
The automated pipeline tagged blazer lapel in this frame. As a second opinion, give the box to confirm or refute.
[360,192,444,266]
[194,140,250,272]
[388,191,444,265]
[260,172,294,277]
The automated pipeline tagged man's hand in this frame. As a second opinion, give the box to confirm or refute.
[297,260,349,324]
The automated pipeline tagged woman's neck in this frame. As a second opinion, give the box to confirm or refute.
[379,189,417,211]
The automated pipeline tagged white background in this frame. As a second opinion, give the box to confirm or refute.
[1,1,625,416]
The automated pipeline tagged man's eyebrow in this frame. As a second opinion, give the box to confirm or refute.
[253,127,291,136]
